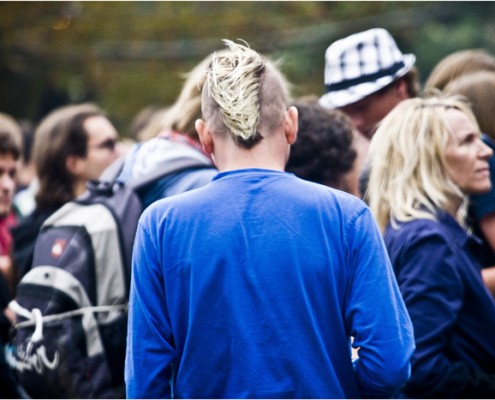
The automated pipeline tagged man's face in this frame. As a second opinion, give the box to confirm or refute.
[340,80,408,139]
[0,153,17,218]
[82,115,120,181]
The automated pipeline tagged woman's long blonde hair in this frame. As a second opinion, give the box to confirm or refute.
[366,95,479,232]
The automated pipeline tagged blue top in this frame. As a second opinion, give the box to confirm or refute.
[384,211,495,397]
[125,169,414,399]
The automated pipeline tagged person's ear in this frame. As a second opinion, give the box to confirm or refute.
[395,78,409,100]
[285,106,298,145]
[65,154,85,176]
[195,119,214,155]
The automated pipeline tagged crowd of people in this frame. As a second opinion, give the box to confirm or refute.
[1,27,495,398]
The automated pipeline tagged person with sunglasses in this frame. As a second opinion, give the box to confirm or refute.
[11,103,120,281]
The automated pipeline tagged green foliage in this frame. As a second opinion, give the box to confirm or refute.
[1,1,494,136]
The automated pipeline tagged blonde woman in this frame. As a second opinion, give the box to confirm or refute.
[444,70,495,295]
[367,95,495,397]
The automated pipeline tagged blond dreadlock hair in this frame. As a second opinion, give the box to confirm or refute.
[203,40,267,148]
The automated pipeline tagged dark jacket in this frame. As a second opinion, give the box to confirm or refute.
[11,207,59,281]
[0,272,23,398]
[385,210,495,398]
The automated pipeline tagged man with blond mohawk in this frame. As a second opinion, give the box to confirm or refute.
[125,40,414,399]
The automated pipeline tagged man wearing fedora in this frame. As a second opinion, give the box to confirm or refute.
[319,28,420,198]
[320,28,419,140]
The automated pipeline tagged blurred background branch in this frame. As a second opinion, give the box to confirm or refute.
[1,1,494,135]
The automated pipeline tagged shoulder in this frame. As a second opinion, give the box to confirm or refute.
[384,218,447,259]
[293,175,367,210]
[140,180,213,222]
[386,216,453,243]
[290,178,376,243]
[384,217,464,279]
[259,171,373,224]
[321,184,372,225]
[143,171,368,225]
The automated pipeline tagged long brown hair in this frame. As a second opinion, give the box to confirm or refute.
[33,103,103,210]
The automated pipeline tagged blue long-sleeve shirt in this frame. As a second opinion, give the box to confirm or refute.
[125,169,414,398]
[384,211,495,398]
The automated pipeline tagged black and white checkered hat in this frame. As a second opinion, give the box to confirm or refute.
[319,28,416,109]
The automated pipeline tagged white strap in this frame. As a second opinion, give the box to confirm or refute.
[9,300,127,330]
[8,299,31,320]
[31,309,43,343]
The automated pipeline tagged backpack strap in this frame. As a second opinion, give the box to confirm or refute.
[9,300,127,332]
[98,155,126,183]
[88,153,214,196]
[85,155,127,196]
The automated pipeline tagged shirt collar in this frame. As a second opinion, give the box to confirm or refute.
[435,209,484,252]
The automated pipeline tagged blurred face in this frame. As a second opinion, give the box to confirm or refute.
[83,115,119,180]
[0,153,17,218]
[445,108,493,195]
[340,80,408,139]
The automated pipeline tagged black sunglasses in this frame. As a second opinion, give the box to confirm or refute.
[90,138,117,152]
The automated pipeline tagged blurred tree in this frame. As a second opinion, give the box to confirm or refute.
[0,1,494,135]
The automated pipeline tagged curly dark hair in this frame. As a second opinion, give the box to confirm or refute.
[286,97,356,190]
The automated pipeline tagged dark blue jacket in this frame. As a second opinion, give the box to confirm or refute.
[384,211,495,398]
